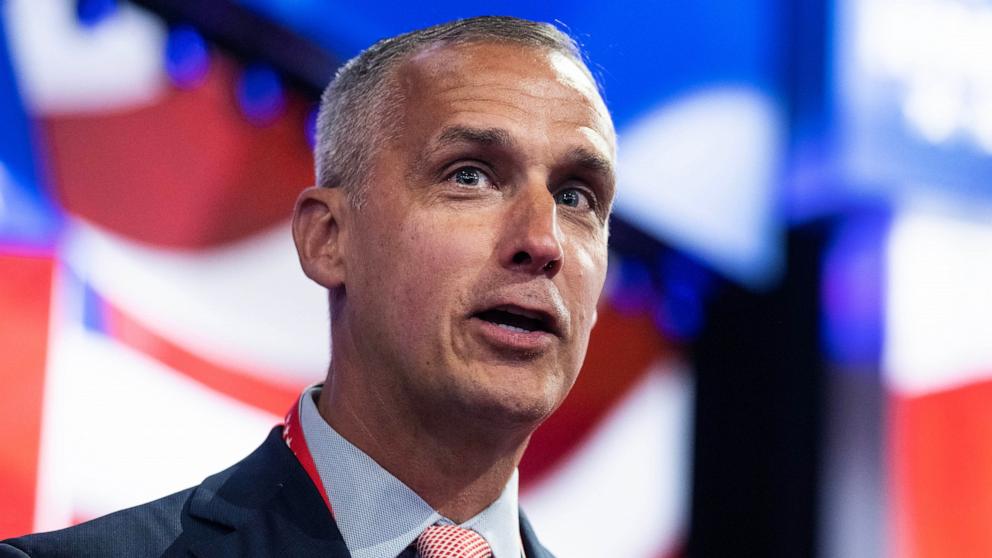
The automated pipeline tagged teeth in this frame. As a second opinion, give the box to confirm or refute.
[496,323,531,334]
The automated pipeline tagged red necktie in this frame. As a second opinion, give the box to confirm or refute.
[416,524,493,558]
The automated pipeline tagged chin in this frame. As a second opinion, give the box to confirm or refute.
[454,368,573,430]
[469,396,556,430]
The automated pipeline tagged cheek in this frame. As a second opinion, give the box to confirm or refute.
[569,241,609,317]
[386,215,494,320]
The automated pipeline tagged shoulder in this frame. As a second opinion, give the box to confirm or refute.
[0,488,195,558]
[0,426,298,558]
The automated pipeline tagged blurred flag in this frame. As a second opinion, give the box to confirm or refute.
[885,201,992,558]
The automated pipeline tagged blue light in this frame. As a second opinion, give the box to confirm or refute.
[653,288,702,342]
[237,65,285,125]
[608,257,657,317]
[165,25,210,89]
[0,161,62,249]
[81,280,108,334]
[821,213,889,368]
[305,105,318,149]
[0,16,62,249]
[653,252,714,340]
[75,0,117,28]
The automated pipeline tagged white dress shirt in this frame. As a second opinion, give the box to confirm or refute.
[298,384,522,558]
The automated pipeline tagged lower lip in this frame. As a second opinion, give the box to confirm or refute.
[469,317,556,354]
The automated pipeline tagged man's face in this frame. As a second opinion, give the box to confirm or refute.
[340,42,616,430]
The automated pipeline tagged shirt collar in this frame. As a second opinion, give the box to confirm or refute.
[298,384,521,558]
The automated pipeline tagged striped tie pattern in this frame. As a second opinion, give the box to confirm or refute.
[415,524,493,558]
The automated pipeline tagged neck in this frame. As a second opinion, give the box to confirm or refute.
[317,365,533,523]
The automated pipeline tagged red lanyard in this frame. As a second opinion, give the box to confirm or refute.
[282,396,334,517]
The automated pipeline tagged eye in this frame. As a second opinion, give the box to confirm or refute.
[554,187,594,210]
[449,167,492,188]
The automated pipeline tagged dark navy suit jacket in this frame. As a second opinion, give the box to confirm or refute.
[0,427,555,558]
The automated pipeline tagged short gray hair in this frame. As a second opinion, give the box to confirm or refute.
[313,16,598,206]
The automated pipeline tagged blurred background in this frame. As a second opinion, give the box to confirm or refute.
[1,0,990,556]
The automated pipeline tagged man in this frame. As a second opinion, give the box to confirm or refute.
[1,15,616,558]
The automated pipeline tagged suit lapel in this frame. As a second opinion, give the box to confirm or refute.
[185,427,352,558]
[520,511,556,558]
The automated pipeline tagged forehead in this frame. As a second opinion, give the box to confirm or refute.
[391,42,616,159]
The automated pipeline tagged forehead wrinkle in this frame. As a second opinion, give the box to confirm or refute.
[437,97,553,122]
[441,80,585,101]
[437,84,597,121]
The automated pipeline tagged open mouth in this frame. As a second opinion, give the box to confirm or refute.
[473,305,555,335]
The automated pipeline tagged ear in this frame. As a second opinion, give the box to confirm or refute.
[292,186,348,289]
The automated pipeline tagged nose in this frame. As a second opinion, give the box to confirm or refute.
[500,183,564,278]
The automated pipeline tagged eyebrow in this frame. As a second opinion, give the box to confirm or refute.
[564,146,615,181]
[434,125,516,150]
[430,126,614,176]
[413,126,516,178]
